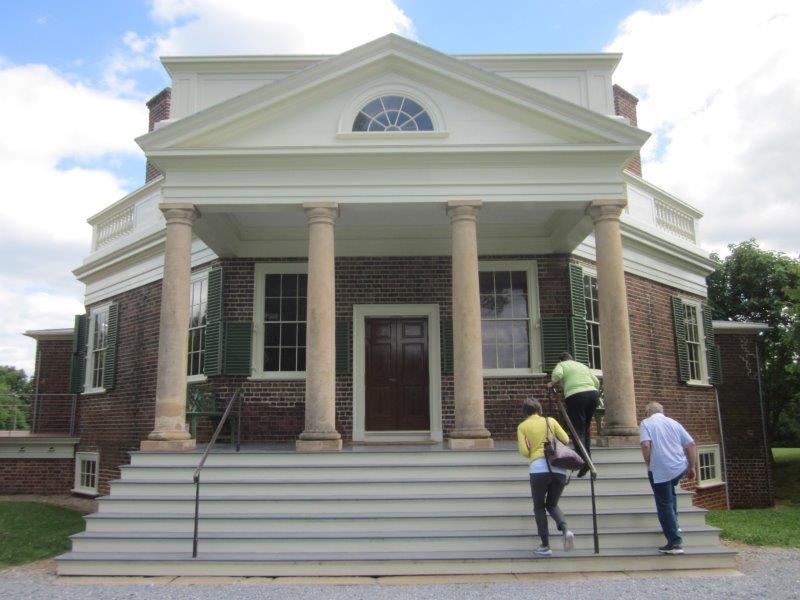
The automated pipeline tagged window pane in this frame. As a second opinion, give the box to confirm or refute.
[480,295,496,318]
[497,344,514,368]
[496,321,513,343]
[265,324,280,346]
[281,297,298,321]
[297,347,306,371]
[482,344,497,369]
[382,95,404,110]
[512,292,528,318]
[298,323,307,346]
[362,98,383,116]
[414,112,433,131]
[265,275,281,296]
[511,321,529,345]
[510,271,528,294]
[281,274,298,297]
[281,323,298,347]
[495,294,513,318]
[297,297,307,321]
[281,347,297,371]
[352,112,370,131]
[514,344,530,369]
[495,272,511,294]
[264,347,279,371]
[481,320,496,344]
[479,272,494,294]
[298,275,308,296]
[265,297,280,322]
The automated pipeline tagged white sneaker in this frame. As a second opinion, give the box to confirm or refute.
[534,545,553,557]
[563,529,575,551]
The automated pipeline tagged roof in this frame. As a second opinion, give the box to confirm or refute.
[23,328,74,341]
[712,321,770,334]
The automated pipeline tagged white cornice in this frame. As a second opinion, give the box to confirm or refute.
[619,221,716,275]
[23,328,74,341]
[713,321,770,334]
[139,34,649,153]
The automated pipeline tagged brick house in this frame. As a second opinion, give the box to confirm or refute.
[3,35,774,575]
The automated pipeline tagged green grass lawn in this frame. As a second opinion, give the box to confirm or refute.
[706,448,800,548]
[0,502,85,567]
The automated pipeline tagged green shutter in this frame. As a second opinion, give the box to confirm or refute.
[703,304,722,385]
[335,321,352,375]
[224,322,252,375]
[441,319,454,375]
[101,302,119,390]
[204,267,224,376]
[672,296,691,383]
[541,317,569,373]
[204,321,224,377]
[568,263,589,365]
[68,314,88,393]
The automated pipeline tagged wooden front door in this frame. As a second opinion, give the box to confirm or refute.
[365,317,430,431]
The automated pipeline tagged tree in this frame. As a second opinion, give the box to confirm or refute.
[0,366,32,430]
[707,240,800,446]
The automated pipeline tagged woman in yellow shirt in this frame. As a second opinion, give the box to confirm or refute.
[517,398,575,556]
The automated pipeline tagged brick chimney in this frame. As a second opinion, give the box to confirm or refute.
[612,84,642,177]
[145,87,171,182]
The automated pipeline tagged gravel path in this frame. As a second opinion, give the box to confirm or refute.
[1,545,798,600]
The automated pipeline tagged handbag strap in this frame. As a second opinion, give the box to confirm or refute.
[543,416,554,474]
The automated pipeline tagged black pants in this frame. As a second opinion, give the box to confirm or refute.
[565,390,599,456]
[530,472,567,546]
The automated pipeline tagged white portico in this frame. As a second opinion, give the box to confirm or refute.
[74,34,718,451]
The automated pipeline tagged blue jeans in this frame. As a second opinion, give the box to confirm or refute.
[648,470,684,546]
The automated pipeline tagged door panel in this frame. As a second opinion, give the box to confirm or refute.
[365,317,430,431]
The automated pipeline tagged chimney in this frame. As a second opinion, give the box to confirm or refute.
[145,87,171,182]
[612,84,642,177]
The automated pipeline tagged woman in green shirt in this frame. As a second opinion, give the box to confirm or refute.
[547,351,600,477]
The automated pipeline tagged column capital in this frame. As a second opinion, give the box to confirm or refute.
[303,202,339,226]
[159,203,199,226]
[446,199,482,223]
[587,199,627,224]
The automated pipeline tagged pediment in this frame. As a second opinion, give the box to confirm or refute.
[139,34,649,155]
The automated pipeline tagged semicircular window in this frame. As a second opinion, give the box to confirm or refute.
[352,95,434,132]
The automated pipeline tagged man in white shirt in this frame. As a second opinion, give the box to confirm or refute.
[640,402,697,555]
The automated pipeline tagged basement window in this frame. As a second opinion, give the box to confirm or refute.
[697,445,723,488]
[73,452,100,496]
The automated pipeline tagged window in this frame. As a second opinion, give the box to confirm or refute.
[479,261,541,375]
[352,95,434,132]
[697,445,723,487]
[73,452,99,496]
[85,305,110,392]
[683,302,705,382]
[187,273,208,378]
[252,264,308,379]
[583,272,601,370]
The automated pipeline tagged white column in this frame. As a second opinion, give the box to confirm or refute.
[588,199,639,439]
[297,202,342,451]
[447,200,493,450]
[142,204,198,451]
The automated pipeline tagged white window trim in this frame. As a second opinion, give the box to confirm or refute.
[73,451,100,497]
[83,303,111,395]
[581,266,603,377]
[696,444,724,488]
[478,260,545,378]
[187,269,210,382]
[681,297,709,386]
[250,262,308,381]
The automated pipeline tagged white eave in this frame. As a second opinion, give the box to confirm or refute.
[713,321,770,334]
[24,328,74,341]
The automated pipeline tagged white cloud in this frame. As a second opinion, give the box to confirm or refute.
[0,62,146,372]
[149,0,416,55]
[607,0,800,255]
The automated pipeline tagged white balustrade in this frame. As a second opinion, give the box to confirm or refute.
[653,198,695,242]
[94,206,135,249]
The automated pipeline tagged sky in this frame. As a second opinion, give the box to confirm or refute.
[1,0,798,374]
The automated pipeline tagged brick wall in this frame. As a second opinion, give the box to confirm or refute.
[145,87,171,183]
[612,84,642,177]
[31,339,75,434]
[0,458,74,494]
[716,332,773,508]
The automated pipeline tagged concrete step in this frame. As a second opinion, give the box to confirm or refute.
[120,461,647,480]
[83,508,710,534]
[107,476,653,496]
[128,446,645,468]
[96,491,694,514]
[56,547,738,576]
[69,527,722,554]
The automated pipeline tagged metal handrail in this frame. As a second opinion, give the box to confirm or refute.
[192,387,244,558]
[548,388,600,554]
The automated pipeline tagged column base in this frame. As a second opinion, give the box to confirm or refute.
[140,439,196,452]
[447,437,494,450]
[594,434,641,448]
[295,439,343,452]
